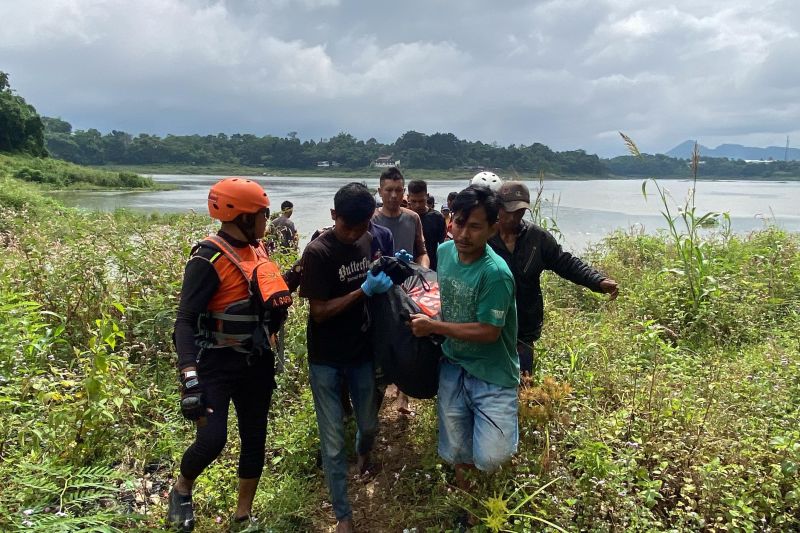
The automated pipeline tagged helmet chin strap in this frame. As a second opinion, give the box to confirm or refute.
[234,215,260,246]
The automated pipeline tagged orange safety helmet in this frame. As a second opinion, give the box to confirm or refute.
[207,177,270,222]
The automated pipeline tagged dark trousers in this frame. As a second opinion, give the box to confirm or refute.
[517,340,534,375]
[180,351,274,480]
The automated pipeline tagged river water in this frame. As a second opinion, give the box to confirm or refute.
[53,175,800,252]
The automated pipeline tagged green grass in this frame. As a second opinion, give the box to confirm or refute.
[0,175,798,531]
[0,152,160,189]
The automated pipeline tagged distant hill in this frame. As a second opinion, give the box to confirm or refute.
[666,140,800,161]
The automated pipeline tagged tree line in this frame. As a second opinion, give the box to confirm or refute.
[42,117,607,175]
[3,71,798,178]
[44,118,800,178]
[606,152,800,179]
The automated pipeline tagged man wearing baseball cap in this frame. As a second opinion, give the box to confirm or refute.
[489,181,619,375]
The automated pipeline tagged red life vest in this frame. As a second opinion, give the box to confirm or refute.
[194,235,292,355]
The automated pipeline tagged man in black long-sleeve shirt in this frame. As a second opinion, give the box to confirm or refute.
[407,179,446,271]
[489,181,619,375]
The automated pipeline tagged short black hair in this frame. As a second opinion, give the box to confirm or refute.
[427,194,435,207]
[407,180,427,195]
[447,191,458,202]
[379,166,404,186]
[334,182,376,225]
[281,200,293,210]
[451,185,500,226]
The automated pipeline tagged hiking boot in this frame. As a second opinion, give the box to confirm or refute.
[228,514,260,532]
[166,487,194,532]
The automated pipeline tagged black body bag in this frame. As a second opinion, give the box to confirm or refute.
[368,257,442,399]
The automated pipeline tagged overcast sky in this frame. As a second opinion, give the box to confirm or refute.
[2,0,798,156]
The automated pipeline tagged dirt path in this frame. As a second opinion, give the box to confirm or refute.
[135,389,448,532]
[309,389,445,532]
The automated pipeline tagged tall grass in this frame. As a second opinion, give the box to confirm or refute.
[646,141,727,310]
[0,167,798,530]
[0,153,154,189]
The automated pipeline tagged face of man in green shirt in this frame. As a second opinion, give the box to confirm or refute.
[451,205,497,264]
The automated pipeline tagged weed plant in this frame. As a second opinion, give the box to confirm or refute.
[0,170,798,531]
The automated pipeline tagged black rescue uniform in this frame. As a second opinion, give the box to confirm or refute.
[174,231,283,480]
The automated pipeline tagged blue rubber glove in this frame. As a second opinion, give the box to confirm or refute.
[361,270,393,297]
[394,249,413,263]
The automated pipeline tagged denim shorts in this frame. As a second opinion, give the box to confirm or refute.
[437,359,519,471]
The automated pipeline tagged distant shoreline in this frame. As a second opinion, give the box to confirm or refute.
[92,164,800,182]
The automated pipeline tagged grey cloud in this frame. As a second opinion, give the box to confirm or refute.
[1,0,798,156]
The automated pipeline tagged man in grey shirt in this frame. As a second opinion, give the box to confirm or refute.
[270,200,298,251]
[372,167,429,268]
[372,166,428,415]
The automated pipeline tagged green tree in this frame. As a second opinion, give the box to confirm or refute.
[395,130,427,151]
[0,71,47,156]
[102,130,132,162]
[45,134,82,161]
[42,116,72,134]
[73,129,105,165]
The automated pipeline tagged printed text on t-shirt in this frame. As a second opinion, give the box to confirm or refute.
[338,257,370,282]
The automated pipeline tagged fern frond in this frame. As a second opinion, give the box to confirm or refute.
[24,511,126,532]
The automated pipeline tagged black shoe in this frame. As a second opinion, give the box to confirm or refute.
[166,487,195,532]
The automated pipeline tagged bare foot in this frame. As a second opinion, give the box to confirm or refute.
[356,453,368,474]
[356,453,381,478]
[395,392,413,415]
[336,517,354,533]
[455,463,478,492]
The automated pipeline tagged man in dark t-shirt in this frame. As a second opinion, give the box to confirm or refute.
[310,221,394,261]
[407,179,447,270]
[301,229,373,366]
[298,183,392,533]
[282,222,393,301]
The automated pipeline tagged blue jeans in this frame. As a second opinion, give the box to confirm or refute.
[437,359,519,471]
[309,361,379,521]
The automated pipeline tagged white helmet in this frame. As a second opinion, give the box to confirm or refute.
[471,171,502,192]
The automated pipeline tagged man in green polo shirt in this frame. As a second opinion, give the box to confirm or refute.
[409,184,519,489]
